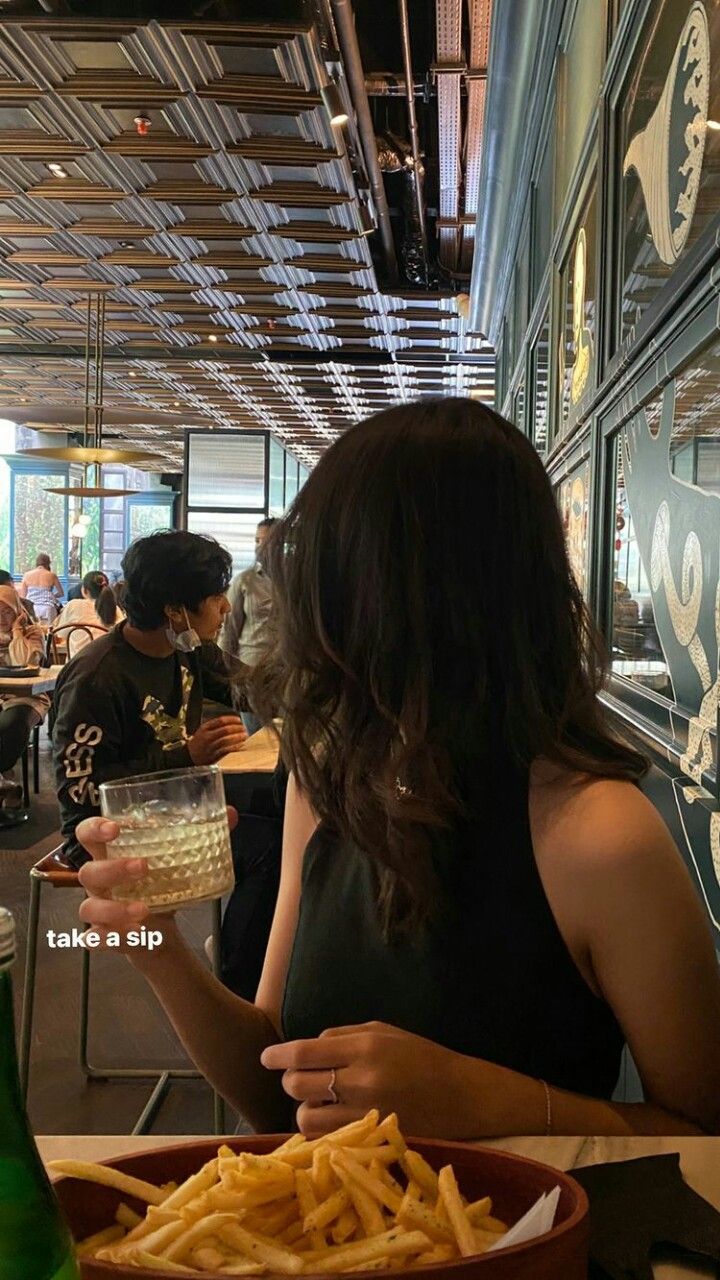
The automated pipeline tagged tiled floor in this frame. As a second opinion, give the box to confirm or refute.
[1,728,232,1135]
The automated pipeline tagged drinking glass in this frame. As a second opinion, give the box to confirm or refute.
[99,766,234,911]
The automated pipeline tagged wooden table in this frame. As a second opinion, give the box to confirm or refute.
[0,663,62,696]
[39,1135,720,1277]
[219,723,280,775]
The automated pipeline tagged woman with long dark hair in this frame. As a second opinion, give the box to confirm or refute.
[74,400,720,1136]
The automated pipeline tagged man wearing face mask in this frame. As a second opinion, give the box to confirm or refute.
[53,530,248,869]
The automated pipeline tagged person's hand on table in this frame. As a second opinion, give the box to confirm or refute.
[76,808,238,950]
[188,715,248,765]
[261,1020,486,1140]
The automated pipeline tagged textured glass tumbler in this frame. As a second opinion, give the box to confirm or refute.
[100,766,234,911]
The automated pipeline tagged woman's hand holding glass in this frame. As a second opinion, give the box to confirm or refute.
[77,818,158,949]
[75,808,238,950]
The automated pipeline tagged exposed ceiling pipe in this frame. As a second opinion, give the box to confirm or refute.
[397,0,429,282]
[468,0,543,337]
[328,0,399,283]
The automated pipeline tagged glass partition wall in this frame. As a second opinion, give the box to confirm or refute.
[184,430,306,575]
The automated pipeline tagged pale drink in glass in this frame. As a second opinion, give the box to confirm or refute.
[100,766,234,911]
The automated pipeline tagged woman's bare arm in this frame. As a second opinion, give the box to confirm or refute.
[531,777,720,1134]
[77,777,318,1130]
[129,922,286,1130]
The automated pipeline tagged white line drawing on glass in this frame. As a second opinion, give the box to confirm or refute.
[623,382,720,899]
[623,2,710,265]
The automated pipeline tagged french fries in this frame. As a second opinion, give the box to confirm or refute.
[54,1112,508,1274]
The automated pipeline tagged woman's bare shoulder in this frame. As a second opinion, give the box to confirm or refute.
[529,758,670,871]
[528,758,699,989]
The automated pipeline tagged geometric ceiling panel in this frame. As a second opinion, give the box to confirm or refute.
[0,220,57,235]
[249,183,350,208]
[0,131,89,158]
[0,11,494,470]
[287,254,365,273]
[68,220,157,238]
[298,283,373,298]
[26,179,126,201]
[56,72,181,108]
[6,251,90,265]
[167,220,255,239]
[0,79,40,103]
[227,138,339,165]
[268,221,361,242]
[196,77,321,114]
[101,131,214,160]
[388,307,459,321]
[142,181,238,204]
[309,306,379,319]
[189,253,272,268]
[98,251,182,267]
[125,280,207,293]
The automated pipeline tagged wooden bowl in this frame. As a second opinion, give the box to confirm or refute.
[53,1136,589,1280]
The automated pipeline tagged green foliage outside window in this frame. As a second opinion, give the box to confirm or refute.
[128,502,171,542]
[13,472,66,576]
[82,498,101,571]
[0,460,10,570]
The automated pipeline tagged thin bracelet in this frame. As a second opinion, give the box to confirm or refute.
[540,1079,552,1135]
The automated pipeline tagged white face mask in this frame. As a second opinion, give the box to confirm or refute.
[166,606,201,653]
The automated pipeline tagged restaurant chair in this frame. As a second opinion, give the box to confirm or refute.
[19,846,226,1135]
[48,623,105,664]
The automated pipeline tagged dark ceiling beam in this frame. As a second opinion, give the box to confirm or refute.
[0,343,495,367]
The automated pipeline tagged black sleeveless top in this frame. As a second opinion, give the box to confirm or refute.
[282,764,624,1099]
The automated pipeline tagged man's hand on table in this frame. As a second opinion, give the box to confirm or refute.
[188,715,247,764]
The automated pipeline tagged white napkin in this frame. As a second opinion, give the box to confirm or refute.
[486,1185,561,1252]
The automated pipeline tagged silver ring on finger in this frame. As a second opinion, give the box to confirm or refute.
[326,1067,340,1105]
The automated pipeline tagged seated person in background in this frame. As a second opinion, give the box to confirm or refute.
[0,584,48,816]
[17,553,63,622]
[53,530,247,868]
[0,570,36,620]
[52,571,125,658]
[75,399,720,1139]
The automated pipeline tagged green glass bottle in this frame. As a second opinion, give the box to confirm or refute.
[0,907,80,1280]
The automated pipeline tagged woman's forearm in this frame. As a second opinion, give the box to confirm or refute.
[458,1056,705,1137]
[130,922,292,1132]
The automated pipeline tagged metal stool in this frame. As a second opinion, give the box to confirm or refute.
[20,722,41,807]
[20,846,226,1134]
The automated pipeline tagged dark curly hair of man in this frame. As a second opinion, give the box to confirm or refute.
[122,531,232,631]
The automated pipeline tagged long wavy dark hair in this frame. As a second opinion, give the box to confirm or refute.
[251,398,648,935]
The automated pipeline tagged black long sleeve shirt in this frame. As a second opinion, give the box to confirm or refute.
[52,622,241,868]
